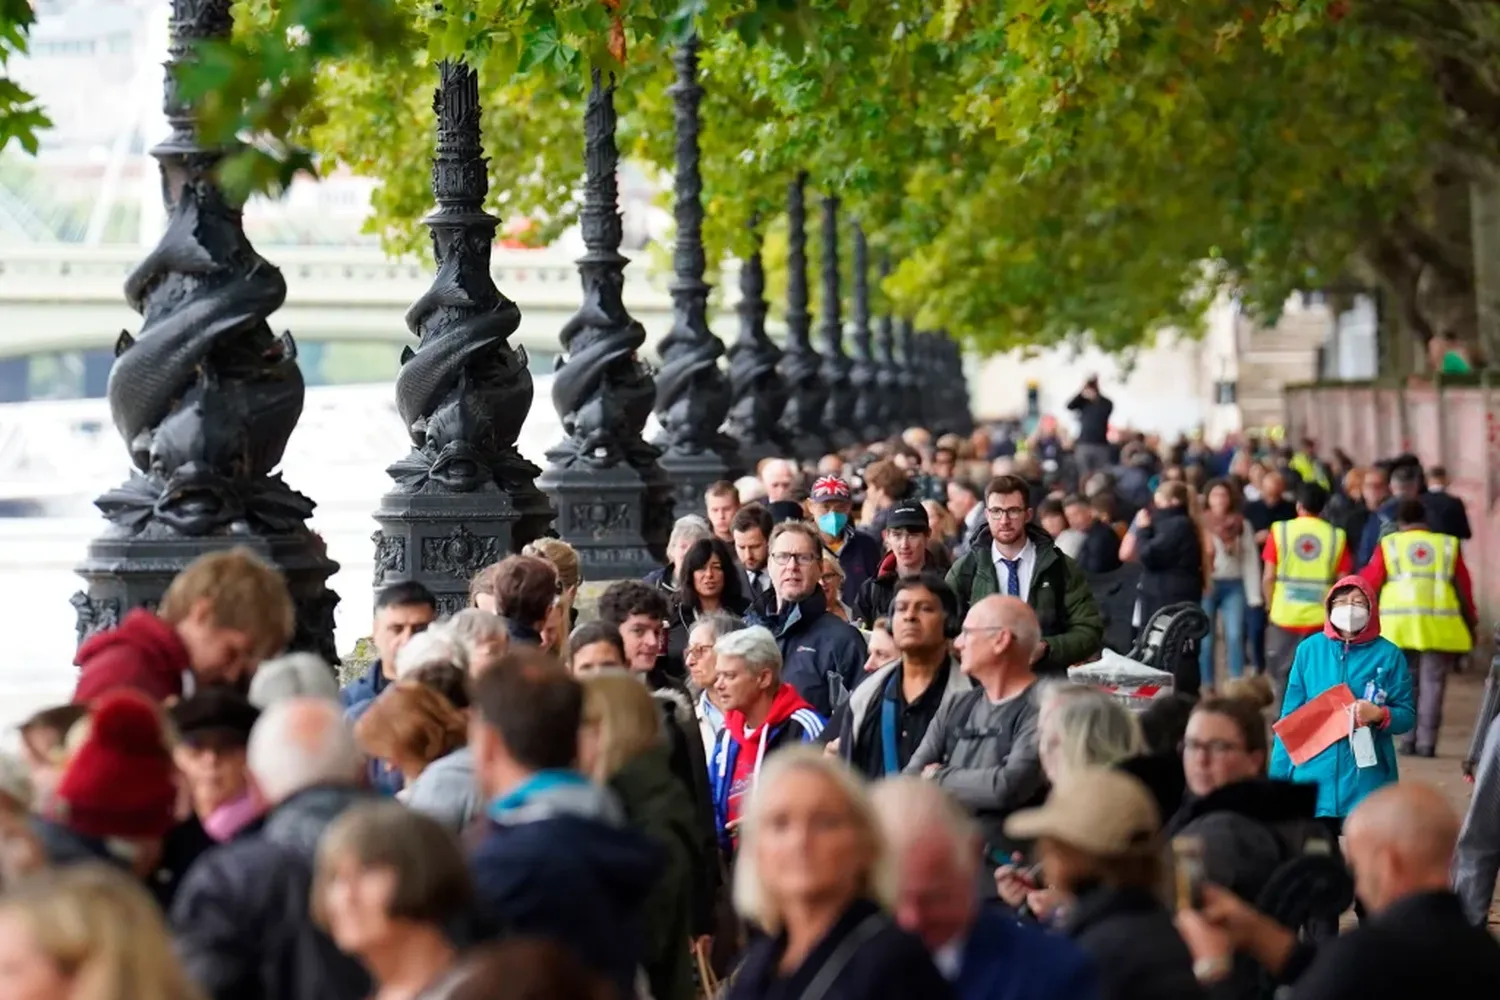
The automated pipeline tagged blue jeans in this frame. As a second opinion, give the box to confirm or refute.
[1200,578,1247,688]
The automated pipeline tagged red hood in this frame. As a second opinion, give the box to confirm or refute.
[1322,575,1382,644]
[726,683,814,747]
[73,609,190,703]
[875,549,927,583]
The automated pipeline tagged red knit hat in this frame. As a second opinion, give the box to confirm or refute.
[55,690,178,840]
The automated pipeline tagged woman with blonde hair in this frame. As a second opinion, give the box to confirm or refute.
[353,684,467,823]
[727,748,947,1000]
[0,863,204,1000]
[578,671,703,1000]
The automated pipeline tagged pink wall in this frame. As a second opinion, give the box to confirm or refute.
[1284,380,1500,630]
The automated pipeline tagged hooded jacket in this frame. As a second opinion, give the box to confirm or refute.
[609,744,703,1000]
[835,654,972,779]
[709,684,825,850]
[945,524,1104,675]
[853,551,929,629]
[748,589,867,718]
[1269,576,1415,819]
[470,771,663,1000]
[73,609,190,704]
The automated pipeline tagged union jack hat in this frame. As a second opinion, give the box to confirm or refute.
[811,475,852,502]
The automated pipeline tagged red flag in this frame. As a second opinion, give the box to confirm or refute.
[1273,684,1356,766]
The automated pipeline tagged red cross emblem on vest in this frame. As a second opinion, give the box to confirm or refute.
[1407,540,1435,567]
[1294,534,1322,561]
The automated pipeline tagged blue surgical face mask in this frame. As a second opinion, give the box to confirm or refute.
[817,511,848,536]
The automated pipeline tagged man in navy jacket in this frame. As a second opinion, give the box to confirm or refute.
[873,777,1099,1000]
[468,651,662,1000]
[748,520,867,719]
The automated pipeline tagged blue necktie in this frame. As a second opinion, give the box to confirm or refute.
[1002,558,1021,597]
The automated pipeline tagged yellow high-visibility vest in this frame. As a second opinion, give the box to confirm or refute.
[1289,453,1330,491]
[1378,530,1472,653]
[1269,517,1344,629]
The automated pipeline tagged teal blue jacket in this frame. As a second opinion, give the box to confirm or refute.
[1269,578,1414,819]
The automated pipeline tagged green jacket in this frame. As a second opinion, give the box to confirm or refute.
[609,743,699,1000]
[946,524,1105,674]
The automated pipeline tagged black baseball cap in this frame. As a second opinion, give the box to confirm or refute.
[886,499,931,532]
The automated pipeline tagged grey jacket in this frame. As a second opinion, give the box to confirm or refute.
[904,682,1045,852]
[404,747,479,835]
[839,656,974,756]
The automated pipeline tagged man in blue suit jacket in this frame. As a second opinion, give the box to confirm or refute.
[873,777,1100,1000]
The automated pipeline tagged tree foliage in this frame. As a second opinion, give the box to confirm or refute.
[15,0,1498,355]
[0,0,51,156]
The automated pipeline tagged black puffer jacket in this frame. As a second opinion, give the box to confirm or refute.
[1064,884,1204,1000]
[1133,506,1205,625]
[171,786,377,1000]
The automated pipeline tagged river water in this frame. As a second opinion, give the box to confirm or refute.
[0,380,577,733]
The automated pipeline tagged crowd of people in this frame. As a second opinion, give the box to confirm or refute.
[0,389,1497,1000]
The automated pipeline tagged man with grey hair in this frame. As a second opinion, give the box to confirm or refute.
[646,514,713,596]
[709,625,825,853]
[760,457,799,502]
[872,777,1098,1000]
[172,698,374,1000]
[248,652,340,710]
[906,596,1046,867]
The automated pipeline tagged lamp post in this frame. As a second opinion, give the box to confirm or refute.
[73,0,338,659]
[725,216,791,467]
[873,255,900,439]
[776,173,826,460]
[894,317,919,434]
[653,36,740,516]
[370,62,552,615]
[846,224,880,446]
[538,70,673,578]
[816,195,854,451]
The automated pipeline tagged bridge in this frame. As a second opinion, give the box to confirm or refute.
[0,243,711,360]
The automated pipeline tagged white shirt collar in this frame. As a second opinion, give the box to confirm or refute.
[933,938,965,980]
[991,537,1035,565]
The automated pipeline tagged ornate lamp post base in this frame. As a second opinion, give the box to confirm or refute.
[371,486,550,617]
[538,462,662,581]
[659,449,736,519]
[74,528,339,663]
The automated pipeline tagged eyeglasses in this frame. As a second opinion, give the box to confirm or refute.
[820,573,843,586]
[685,643,714,661]
[985,506,1027,520]
[771,552,820,566]
[1182,738,1247,758]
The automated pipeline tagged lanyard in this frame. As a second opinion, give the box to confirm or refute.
[881,672,902,776]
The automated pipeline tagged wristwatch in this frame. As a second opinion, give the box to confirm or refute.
[1193,956,1233,983]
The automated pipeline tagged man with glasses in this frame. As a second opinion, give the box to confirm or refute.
[747,521,867,718]
[946,475,1103,676]
[906,595,1046,865]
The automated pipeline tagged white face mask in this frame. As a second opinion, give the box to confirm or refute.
[1329,604,1370,634]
